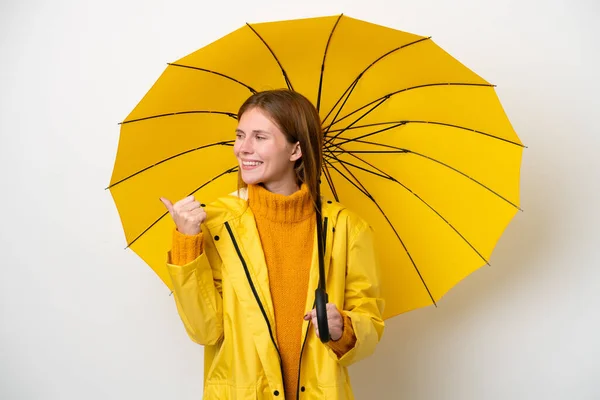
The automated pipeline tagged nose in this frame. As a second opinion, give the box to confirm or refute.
[237,137,253,154]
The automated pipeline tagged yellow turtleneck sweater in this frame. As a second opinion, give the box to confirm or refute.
[170,183,356,399]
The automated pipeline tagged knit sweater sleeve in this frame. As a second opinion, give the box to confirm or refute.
[327,311,357,358]
[170,228,204,266]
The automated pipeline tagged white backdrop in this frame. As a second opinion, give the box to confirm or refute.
[1,0,599,399]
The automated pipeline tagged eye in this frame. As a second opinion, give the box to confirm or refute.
[256,136,266,140]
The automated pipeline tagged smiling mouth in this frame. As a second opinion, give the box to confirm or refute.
[241,161,263,170]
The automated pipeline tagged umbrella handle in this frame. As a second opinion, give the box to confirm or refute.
[315,287,330,343]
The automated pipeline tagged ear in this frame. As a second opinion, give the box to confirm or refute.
[290,142,302,162]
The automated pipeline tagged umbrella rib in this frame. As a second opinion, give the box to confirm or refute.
[323,79,361,138]
[107,140,234,189]
[403,148,522,210]
[322,156,438,307]
[323,153,394,181]
[121,110,238,125]
[323,156,370,197]
[321,36,431,125]
[326,121,407,134]
[329,149,405,154]
[168,63,257,94]
[332,147,521,210]
[323,95,391,143]
[326,120,525,148]
[326,134,522,210]
[246,22,294,90]
[316,14,344,113]
[125,166,239,249]
[324,82,494,138]
[324,121,406,148]
[330,147,493,265]
[321,162,340,202]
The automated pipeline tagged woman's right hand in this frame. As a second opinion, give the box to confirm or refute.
[160,195,206,235]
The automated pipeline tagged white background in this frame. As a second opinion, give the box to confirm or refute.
[1,0,599,399]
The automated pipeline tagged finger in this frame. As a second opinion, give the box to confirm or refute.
[159,197,174,215]
[180,201,201,213]
[187,211,207,225]
[175,195,195,208]
[327,305,342,320]
[304,309,315,320]
[175,202,199,216]
[189,208,207,218]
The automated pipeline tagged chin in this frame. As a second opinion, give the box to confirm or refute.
[240,173,262,186]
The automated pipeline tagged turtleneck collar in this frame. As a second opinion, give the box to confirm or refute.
[248,183,315,223]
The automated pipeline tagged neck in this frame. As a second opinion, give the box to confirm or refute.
[261,178,300,196]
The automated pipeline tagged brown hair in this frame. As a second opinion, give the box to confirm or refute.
[237,89,323,208]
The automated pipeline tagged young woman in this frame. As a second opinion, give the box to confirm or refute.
[160,89,385,399]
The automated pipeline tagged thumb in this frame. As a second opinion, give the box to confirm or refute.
[159,197,174,215]
[304,309,315,320]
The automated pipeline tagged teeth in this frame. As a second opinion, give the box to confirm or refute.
[243,161,262,166]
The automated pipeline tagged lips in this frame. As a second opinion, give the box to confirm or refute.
[240,160,263,170]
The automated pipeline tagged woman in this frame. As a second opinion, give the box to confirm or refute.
[160,89,385,399]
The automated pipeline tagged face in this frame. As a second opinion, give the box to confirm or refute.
[234,107,302,194]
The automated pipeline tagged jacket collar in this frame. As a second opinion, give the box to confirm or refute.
[203,188,344,229]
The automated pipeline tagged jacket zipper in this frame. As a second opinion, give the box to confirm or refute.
[296,317,312,399]
[224,222,286,396]
[296,217,328,399]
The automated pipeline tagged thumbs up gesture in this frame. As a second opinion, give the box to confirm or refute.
[160,195,206,235]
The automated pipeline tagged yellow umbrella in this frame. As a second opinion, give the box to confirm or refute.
[108,14,523,320]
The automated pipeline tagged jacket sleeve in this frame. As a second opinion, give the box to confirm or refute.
[326,311,357,357]
[166,229,224,346]
[170,228,203,266]
[331,218,385,367]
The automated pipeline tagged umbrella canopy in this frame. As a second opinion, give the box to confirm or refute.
[109,14,524,320]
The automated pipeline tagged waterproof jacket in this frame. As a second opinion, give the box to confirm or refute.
[167,189,385,399]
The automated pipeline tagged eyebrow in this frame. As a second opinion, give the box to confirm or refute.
[235,129,272,135]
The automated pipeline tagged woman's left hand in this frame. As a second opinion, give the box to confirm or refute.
[304,303,344,341]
